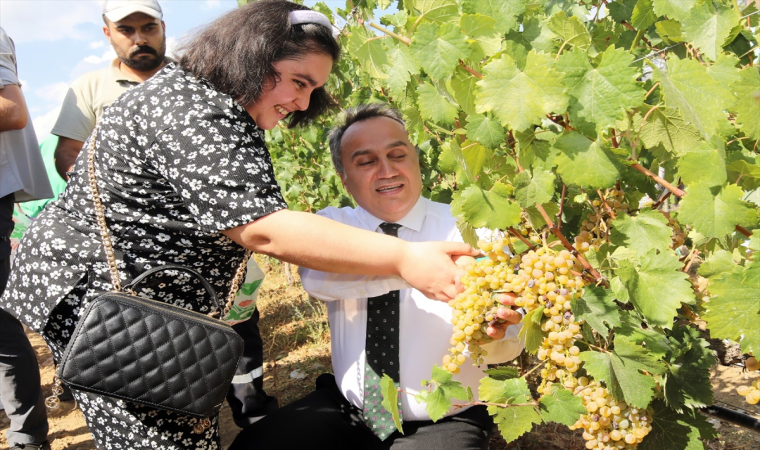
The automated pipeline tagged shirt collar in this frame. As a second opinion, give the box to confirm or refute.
[358,197,427,234]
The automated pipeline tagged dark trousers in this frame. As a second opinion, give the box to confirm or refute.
[227,308,279,428]
[0,193,48,445]
[230,373,492,450]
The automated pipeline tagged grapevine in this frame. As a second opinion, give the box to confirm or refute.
[259,0,760,448]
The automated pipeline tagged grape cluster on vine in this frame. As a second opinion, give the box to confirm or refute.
[569,378,654,449]
[574,189,628,254]
[737,356,760,405]
[443,236,520,373]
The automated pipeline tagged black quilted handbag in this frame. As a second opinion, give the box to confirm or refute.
[50,124,249,431]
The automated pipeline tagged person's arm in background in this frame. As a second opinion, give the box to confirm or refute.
[53,136,84,181]
[223,209,477,302]
[0,82,27,131]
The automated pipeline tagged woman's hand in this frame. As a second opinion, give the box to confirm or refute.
[399,241,479,302]
[485,292,523,340]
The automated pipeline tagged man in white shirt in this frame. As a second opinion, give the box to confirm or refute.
[230,104,523,450]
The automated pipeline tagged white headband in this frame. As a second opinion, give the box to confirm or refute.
[289,10,332,30]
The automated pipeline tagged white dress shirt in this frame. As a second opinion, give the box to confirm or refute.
[299,197,524,421]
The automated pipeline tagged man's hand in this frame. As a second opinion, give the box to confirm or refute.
[485,292,522,340]
[400,241,479,302]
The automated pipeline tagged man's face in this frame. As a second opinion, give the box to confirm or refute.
[103,12,166,72]
[339,116,423,223]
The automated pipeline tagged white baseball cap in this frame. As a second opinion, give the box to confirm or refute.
[103,0,163,22]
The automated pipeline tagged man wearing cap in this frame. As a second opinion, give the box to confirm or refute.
[52,0,169,181]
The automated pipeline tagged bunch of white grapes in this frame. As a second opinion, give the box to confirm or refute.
[574,189,629,254]
[443,237,520,373]
[737,356,760,405]
[569,378,653,449]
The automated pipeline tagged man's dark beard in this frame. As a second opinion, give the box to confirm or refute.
[121,45,165,71]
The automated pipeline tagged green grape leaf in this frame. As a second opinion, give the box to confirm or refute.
[677,143,726,188]
[617,250,694,329]
[635,108,703,158]
[465,113,507,149]
[460,13,502,59]
[609,209,674,256]
[677,184,759,239]
[480,377,541,443]
[380,374,404,434]
[732,66,760,140]
[461,0,525,34]
[617,315,672,358]
[347,25,389,79]
[518,305,546,354]
[449,67,479,116]
[426,365,469,422]
[548,11,592,52]
[572,285,622,336]
[476,51,568,132]
[608,0,636,23]
[697,250,735,278]
[631,0,657,31]
[705,54,741,86]
[579,337,666,408]
[654,57,733,139]
[483,366,521,381]
[727,160,760,190]
[411,22,471,80]
[461,141,493,177]
[663,326,716,412]
[557,46,645,130]
[417,82,459,125]
[553,132,621,189]
[514,169,556,208]
[408,0,459,24]
[538,386,586,426]
[525,203,559,230]
[384,45,420,98]
[702,262,760,355]
[451,184,522,230]
[456,217,479,248]
[655,19,683,43]
[652,0,696,22]
[515,129,558,171]
[638,400,718,450]
[681,2,741,61]
[441,139,474,182]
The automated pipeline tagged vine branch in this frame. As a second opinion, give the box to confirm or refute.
[369,22,411,46]
[629,162,686,197]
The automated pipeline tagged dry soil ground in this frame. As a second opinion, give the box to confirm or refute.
[2,259,759,449]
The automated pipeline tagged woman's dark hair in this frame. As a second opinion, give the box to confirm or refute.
[178,0,340,128]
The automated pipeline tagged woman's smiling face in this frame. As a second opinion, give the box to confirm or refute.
[243,53,333,130]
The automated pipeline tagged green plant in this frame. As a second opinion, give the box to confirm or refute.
[258,1,760,448]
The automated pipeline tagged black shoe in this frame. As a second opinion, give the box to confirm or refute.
[9,442,51,450]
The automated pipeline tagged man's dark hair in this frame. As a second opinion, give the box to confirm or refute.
[178,0,340,128]
[328,103,411,175]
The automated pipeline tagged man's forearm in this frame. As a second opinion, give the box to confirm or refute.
[53,136,85,180]
[0,84,28,131]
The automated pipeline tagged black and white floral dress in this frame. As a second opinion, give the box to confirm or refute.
[2,63,287,449]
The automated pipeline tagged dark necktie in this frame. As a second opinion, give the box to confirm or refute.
[363,222,403,440]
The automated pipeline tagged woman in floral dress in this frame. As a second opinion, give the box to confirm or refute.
[1,1,475,449]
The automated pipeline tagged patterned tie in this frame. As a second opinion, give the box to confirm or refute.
[363,222,403,440]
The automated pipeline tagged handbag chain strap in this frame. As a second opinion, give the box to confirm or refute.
[86,123,253,318]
